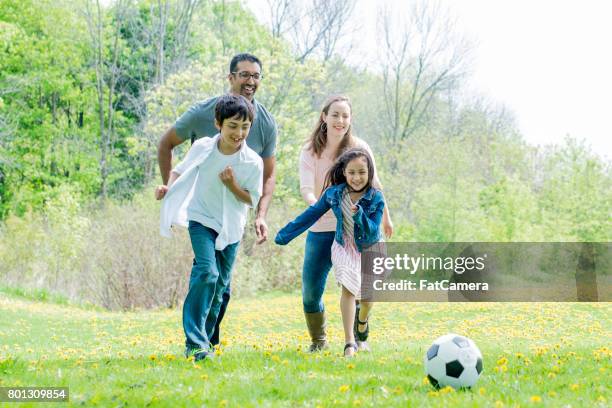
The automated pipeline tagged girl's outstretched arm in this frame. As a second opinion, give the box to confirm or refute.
[275,190,332,245]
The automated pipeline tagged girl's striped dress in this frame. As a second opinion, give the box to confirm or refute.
[331,189,363,298]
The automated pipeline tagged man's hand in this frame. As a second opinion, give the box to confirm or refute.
[219,166,237,188]
[254,217,268,244]
[155,185,169,200]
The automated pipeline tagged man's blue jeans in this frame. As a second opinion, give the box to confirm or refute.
[184,221,239,352]
[302,231,335,313]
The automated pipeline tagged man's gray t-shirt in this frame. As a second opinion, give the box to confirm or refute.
[174,96,277,158]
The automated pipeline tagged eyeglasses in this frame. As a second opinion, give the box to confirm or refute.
[232,71,263,80]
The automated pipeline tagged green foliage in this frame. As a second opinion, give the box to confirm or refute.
[539,138,611,241]
[0,0,99,215]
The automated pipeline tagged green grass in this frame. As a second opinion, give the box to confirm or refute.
[0,291,610,407]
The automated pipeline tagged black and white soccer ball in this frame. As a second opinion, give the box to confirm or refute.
[425,333,483,389]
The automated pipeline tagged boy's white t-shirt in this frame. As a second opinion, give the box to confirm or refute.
[186,145,240,233]
[161,134,263,249]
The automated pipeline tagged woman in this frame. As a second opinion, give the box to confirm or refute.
[299,95,393,352]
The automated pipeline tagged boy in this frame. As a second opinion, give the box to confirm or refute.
[159,94,263,361]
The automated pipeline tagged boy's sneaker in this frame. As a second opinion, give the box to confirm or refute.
[185,347,211,362]
[193,350,210,362]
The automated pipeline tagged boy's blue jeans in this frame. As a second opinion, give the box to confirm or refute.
[184,221,239,352]
[302,231,335,313]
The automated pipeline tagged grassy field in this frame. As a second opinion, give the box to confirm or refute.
[0,290,610,407]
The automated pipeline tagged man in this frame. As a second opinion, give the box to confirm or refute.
[156,53,277,347]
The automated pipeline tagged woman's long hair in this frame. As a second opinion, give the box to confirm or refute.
[306,95,356,159]
[323,148,375,191]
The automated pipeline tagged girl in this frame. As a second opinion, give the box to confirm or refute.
[275,148,385,357]
[297,95,392,354]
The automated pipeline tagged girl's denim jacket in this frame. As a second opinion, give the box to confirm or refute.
[275,183,385,252]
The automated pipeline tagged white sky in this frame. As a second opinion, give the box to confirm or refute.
[245,0,612,158]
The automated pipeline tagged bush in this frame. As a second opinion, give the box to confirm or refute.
[0,189,308,310]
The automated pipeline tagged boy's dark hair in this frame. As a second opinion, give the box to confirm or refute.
[323,148,375,191]
[229,53,262,73]
[215,94,255,126]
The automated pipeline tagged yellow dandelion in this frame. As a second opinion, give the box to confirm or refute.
[148,355,157,361]
[339,384,350,393]
[494,401,504,408]
[497,357,508,366]
[201,374,208,380]
[597,396,606,403]
[347,363,355,369]
[548,391,557,397]
[547,372,556,379]
[478,387,486,396]
[353,399,361,406]
[530,395,542,403]
[570,383,579,391]
[271,355,280,362]
[219,400,228,407]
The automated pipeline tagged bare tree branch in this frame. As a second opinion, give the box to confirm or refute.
[261,0,356,63]
[378,0,473,141]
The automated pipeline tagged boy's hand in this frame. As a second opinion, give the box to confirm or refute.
[155,185,169,200]
[351,205,359,214]
[219,166,237,188]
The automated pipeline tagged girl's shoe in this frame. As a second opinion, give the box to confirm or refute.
[354,311,371,352]
[344,342,358,357]
[354,315,369,342]
[357,340,371,352]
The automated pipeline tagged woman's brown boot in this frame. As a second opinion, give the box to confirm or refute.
[304,311,328,352]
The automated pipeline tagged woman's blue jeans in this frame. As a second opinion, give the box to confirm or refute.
[184,221,239,352]
[302,231,335,313]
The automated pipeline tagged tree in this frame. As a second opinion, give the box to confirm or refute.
[84,0,130,200]
[377,0,472,141]
[261,0,356,63]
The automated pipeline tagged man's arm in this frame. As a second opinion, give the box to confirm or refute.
[155,127,185,200]
[158,127,185,185]
[254,156,276,243]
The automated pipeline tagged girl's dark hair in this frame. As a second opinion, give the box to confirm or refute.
[215,94,255,126]
[323,148,375,191]
[306,95,356,159]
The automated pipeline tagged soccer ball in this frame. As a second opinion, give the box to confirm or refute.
[424,333,483,389]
